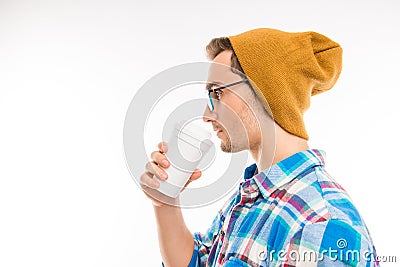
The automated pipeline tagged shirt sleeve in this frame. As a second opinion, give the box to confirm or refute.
[283,220,379,267]
[161,192,237,267]
[195,191,239,266]
[161,247,199,267]
[191,211,224,266]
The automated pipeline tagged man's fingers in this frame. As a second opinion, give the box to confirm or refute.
[140,172,160,189]
[150,150,170,168]
[145,161,168,180]
[157,142,168,154]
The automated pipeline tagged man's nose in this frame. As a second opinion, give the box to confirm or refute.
[203,106,217,123]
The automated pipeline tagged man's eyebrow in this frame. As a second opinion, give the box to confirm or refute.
[206,81,224,90]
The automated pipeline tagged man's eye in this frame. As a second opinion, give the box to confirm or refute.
[213,90,223,100]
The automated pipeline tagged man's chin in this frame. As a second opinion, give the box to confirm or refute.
[220,140,240,153]
[220,140,232,153]
[220,145,231,153]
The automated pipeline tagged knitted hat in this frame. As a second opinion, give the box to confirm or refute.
[228,28,342,140]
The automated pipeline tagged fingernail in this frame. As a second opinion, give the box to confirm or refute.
[162,159,169,167]
[161,143,168,151]
[160,173,167,180]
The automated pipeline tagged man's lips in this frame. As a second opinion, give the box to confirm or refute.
[212,124,224,137]
[213,125,222,132]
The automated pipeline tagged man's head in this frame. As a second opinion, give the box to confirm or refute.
[203,38,271,153]
[203,28,342,153]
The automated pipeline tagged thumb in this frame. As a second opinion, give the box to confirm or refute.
[190,168,202,181]
[183,169,202,189]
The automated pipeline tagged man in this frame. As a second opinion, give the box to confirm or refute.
[140,28,378,266]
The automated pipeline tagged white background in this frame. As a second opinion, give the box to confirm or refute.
[1,0,399,266]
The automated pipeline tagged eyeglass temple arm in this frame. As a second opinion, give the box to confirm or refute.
[207,79,249,93]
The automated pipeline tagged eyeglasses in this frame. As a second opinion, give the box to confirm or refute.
[206,79,248,111]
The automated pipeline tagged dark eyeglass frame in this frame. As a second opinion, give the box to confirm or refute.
[206,78,248,111]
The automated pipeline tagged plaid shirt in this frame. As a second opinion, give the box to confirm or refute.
[184,149,378,267]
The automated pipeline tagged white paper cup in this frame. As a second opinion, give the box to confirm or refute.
[155,122,212,198]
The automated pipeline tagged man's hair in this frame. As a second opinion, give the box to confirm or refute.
[206,37,271,119]
[206,37,247,79]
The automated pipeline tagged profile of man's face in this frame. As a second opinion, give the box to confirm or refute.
[203,50,260,153]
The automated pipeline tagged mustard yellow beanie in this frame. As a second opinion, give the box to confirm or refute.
[228,28,342,140]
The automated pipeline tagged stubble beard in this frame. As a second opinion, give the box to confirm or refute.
[220,137,233,152]
[220,130,243,153]
[220,110,257,154]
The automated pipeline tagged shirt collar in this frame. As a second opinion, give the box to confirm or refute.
[242,149,326,199]
[244,163,258,180]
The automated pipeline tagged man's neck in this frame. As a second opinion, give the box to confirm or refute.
[250,125,310,172]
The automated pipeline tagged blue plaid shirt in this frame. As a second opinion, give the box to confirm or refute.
[163,149,378,266]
